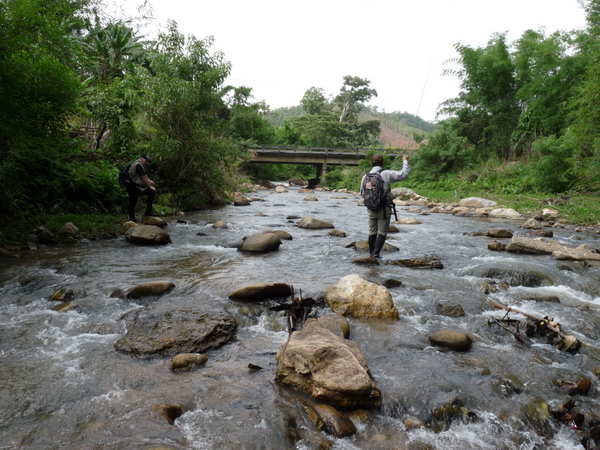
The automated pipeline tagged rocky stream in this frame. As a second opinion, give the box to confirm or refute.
[1,184,600,450]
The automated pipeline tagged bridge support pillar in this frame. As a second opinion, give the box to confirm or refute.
[315,163,327,179]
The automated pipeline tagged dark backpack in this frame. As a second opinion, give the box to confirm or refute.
[118,163,132,186]
[362,168,387,210]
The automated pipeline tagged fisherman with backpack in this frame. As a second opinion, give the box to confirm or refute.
[360,153,410,258]
[121,154,158,222]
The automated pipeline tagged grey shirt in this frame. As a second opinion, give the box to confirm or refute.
[360,159,410,204]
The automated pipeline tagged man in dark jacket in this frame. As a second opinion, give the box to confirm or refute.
[126,155,157,222]
[360,153,410,257]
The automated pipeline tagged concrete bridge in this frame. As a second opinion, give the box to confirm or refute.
[248,145,403,178]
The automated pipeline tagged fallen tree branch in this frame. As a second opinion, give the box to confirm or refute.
[487,300,582,354]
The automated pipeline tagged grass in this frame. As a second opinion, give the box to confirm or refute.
[0,213,124,246]
[413,188,600,225]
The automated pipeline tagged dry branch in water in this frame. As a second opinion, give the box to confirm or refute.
[488,300,582,354]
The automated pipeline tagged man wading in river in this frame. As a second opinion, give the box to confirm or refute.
[126,155,158,222]
[360,153,410,258]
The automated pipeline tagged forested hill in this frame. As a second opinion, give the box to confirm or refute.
[266,105,436,149]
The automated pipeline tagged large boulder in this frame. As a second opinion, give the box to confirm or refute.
[324,274,399,320]
[141,216,168,227]
[506,236,600,261]
[459,197,497,208]
[238,233,281,252]
[297,216,334,229]
[228,282,292,300]
[125,225,171,245]
[391,187,417,199]
[488,208,523,219]
[264,230,293,240]
[521,218,542,229]
[124,280,175,299]
[114,303,237,358]
[275,325,381,408]
[232,192,251,206]
[58,222,79,236]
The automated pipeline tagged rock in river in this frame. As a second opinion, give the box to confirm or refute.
[228,282,292,300]
[125,225,171,245]
[325,274,399,320]
[123,280,175,299]
[275,324,381,408]
[114,302,237,358]
[238,233,281,252]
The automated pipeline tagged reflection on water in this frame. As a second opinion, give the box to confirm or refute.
[1,186,599,449]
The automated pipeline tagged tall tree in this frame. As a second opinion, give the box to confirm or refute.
[442,33,519,160]
[512,29,584,152]
[300,87,328,115]
[334,75,378,123]
[142,21,240,207]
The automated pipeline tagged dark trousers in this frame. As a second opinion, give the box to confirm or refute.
[126,184,155,220]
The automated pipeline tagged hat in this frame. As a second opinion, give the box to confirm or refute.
[140,154,151,162]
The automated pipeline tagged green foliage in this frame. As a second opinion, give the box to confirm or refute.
[525,133,576,193]
[333,75,378,123]
[228,87,277,145]
[251,164,315,181]
[142,21,241,208]
[285,76,381,148]
[409,119,475,182]
[0,0,97,220]
[442,33,519,160]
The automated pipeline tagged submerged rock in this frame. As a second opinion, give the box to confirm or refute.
[487,228,513,238]
[304,403,356,438]
[428,329,472,351]
[124,280,175,299]
[171,353,208,371]
[297,216,334,229]
[238,233,281,252]
[387,257,443,269]
[346,240,398,253]
[228,282,292,300]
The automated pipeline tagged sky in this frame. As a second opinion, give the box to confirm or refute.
[124,0,588,123]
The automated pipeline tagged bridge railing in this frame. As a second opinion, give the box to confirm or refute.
[249,145,402,156]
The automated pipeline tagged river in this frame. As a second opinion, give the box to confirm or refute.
[1,185,599,449]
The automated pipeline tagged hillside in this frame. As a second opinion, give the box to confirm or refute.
[379,122,420,150]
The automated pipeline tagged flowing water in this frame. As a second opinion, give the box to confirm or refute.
[1,186,600,450]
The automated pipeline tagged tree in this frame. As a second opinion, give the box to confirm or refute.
[300,87,328,115]
[290,77,381,148]
[142,21,241,207]
[227,86,276,145]
[442,33,519,160]
[334,75,378,123]
[0,0,94,218]
[512,29,584,152]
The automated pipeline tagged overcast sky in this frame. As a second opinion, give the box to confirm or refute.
[127,0,587,123]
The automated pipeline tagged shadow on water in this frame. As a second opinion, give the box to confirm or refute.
[0,186,599,449]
